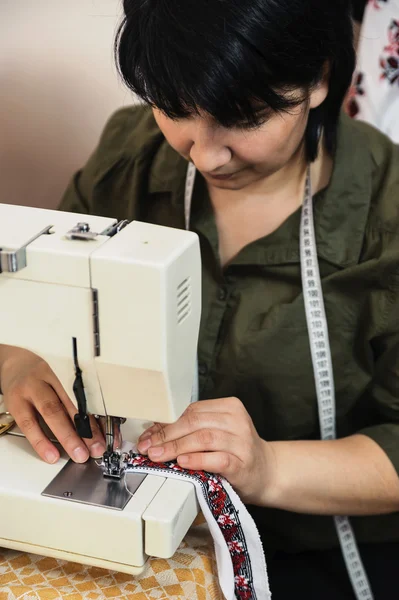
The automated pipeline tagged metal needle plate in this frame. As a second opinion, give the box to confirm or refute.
[42,458,146,510]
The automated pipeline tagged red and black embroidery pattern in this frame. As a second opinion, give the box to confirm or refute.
[126,454,257,600]
[380,19,399,84]
[346,72,366,118]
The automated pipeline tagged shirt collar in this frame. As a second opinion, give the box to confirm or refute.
[311,113,374,268]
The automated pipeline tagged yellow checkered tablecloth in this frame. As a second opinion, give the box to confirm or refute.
[0,518,223,600]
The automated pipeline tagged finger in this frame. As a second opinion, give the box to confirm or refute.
[138,398,244,442]
[146,428,244,465]
[114,420,123,450]
[33,383,90,463]
[43,371,106,458]
[137,411,234,454]
[177,451,240,479]
[86,415,106,458]
[98,416,106,438]
[183,397,243,414]
[138,421,166,441]
[138,413,209,442]
[40,365,79,417]
[13,404,61,464]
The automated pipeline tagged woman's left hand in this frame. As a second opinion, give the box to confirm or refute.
[137,397,275,505]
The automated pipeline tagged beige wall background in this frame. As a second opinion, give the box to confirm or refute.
[0,0,135,209]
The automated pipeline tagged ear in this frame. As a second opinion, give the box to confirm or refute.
[309,62,330,109]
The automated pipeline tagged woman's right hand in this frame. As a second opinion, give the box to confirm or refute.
[0,346,105,463]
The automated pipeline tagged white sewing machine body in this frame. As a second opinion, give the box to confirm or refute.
[0,203,201,573]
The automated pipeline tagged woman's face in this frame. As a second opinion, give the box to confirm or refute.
[152,84,328,191]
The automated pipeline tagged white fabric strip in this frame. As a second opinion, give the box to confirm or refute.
[126,460,271,600]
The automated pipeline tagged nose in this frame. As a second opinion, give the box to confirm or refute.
[188,121,232,174]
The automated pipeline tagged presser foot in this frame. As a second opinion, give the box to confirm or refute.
[100,415,128,479]
[102,450,128,479]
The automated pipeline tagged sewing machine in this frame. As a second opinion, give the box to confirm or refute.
[0,203,201,574]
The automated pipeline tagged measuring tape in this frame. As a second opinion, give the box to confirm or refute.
[300,168,373,599]
[184,161,374,599]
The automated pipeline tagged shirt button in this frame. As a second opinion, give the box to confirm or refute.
[198,362,208,376]
[218,287,227,301]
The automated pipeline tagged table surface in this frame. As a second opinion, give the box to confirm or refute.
[0,517,223,600]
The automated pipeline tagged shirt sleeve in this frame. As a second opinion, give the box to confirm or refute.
[59,111,123,214]
[58,106,147,216]
[59,170,91,215]
[357,277,399,475]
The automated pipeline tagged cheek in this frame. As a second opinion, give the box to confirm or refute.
[272,117,306,159]
[152,111,188,155]
[236,113,307,168]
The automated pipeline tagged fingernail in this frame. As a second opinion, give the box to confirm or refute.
[73,446,89,463]
[149,446,164,458]
[138,438,152,453]
[45,450,59,464]
[140,431,152,441]
[90,443,105,458]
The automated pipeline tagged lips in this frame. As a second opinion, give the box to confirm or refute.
[209,173,235,180]
[208,167,246,180]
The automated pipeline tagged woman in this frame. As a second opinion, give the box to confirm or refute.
[1,1,399,598]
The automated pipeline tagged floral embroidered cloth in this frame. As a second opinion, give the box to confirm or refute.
[346,0,399,141]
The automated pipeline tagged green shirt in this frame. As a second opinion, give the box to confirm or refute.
[60,106,399,554]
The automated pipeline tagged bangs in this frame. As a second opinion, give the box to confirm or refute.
[115,0,355,161]
[115,0,305,129]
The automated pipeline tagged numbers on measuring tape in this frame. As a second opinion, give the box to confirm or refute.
[300,169,374,600]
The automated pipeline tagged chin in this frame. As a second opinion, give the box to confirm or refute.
[210,180,245,191]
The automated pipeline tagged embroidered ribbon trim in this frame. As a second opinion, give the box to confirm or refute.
[126,454,270,600]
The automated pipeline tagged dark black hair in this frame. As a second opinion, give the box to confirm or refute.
[115,0,355,162]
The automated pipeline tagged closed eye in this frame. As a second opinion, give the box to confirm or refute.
[234,108,272,131]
